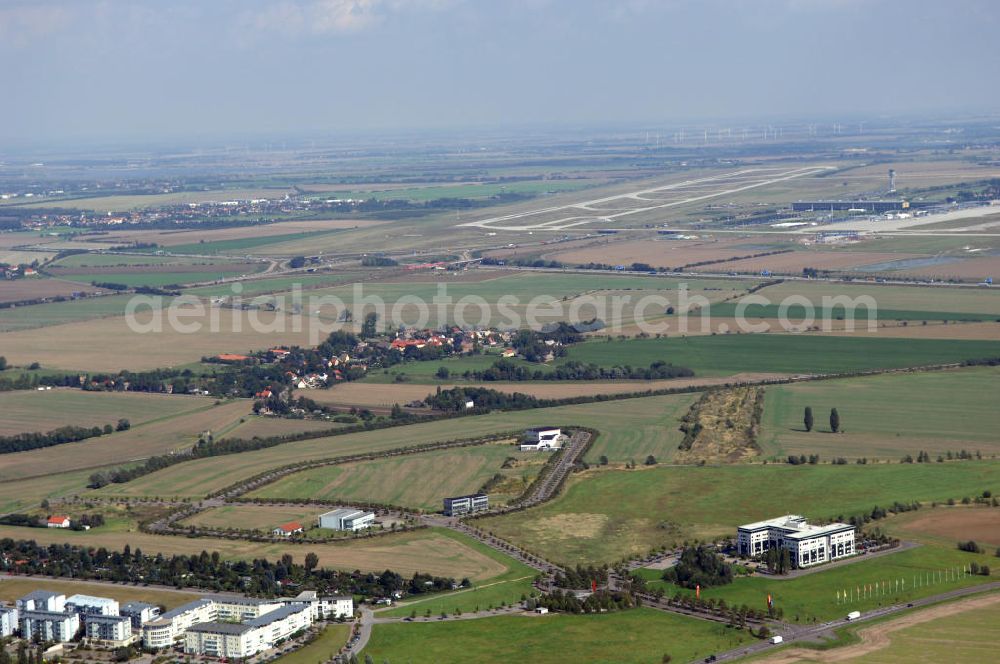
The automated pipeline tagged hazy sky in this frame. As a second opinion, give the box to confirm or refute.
[1,0,998,144]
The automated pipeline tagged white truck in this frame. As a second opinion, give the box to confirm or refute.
[846,610,861,621]
[770,635,783,644]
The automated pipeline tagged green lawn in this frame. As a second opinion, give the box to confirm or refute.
[559,334,1000,376]
[760,367,1000,458]
[379,529,539,617]
[477,462,1000,566]
[274,624,352,664]
[656,543,997,624]
[363,608,753,664]
[248,442,546,511]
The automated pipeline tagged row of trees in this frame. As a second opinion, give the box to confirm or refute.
[0,538,457,600]
[0,421,126,455]
[467,358,694,382]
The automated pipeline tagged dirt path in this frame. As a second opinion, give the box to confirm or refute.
[756,591,1000,663]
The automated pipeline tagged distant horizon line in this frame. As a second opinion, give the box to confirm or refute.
[2,110,999,158]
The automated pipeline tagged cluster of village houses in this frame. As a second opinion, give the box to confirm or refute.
[0,589,353,659]
[0,264,39,279]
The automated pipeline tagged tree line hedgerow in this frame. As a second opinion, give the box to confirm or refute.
[0,538,462,601]
[0,419,128,455]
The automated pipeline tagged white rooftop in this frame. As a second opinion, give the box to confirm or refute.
[739,514,852,539]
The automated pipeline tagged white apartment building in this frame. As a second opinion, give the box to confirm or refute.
[16,591,65,613]
[737,515,855,568]
[282,591,354,620]
[66,594,120,616]
[20,610,80,642]
[0,607,18,638]
[83,614,134,645]
[142,599,216,649]
[183,603,313,659]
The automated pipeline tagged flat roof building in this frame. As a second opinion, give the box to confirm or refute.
[83,614,133,645]
[21,610,80,643]
[17,591,65,613]
[738,515,855,568]
[183,603,313,659]
[443,493,489,517]
[120,601,159,629]
[66,594,119,616]
[318,508,375,531]
[521,426,563,451]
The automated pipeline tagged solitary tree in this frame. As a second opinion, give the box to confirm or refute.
[304,552,319,572]
[830,408,841,433]
[803,406,814,432]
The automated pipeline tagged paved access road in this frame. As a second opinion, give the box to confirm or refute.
[710,581,1000,662]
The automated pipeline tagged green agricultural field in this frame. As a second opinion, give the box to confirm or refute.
[0,389,210,435]
[755,281,1000,316]
[302,272,757,329]
[380,530,539,617]
[362,608,754,664]
[0,467,112,514]
[477,462,1000,566]
[760,367,1000,458]
[149,229,346,255]
[274,624,352,664]
[657,542,997,624]
[184,273,352,297]
[50,253,235,268]
[57,268,255,288]
[91,393,697,499]
[707,302,999,322]
[248,442,546,511]
[558,334,1000,376]
[0,294,157,332]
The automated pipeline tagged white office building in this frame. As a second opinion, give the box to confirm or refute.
[83,614,134,645]
[0,607,18,638]
[21,610,80,642]
[183,603,313,659]
[66,594,120,616]
[737,515,855,568]
[442,493,489,516]
[318,508,375,531]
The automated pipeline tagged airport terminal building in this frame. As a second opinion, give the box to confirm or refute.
[737,515,855,567]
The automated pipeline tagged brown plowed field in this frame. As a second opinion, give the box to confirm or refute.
[0,278,108,304]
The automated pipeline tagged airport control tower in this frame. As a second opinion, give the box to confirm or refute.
[888,169,896,193]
